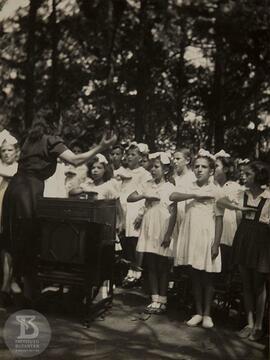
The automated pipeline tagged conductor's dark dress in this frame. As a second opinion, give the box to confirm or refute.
[1,135,67,276]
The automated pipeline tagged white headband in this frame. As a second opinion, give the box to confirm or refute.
[149,152,171,165]
[215,149,231,159]
[197,148,215,161]
[96,153,108,164]
[128,141,149,155]
[0,130,18,146]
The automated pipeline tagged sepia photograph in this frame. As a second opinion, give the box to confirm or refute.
[0,0,269,359]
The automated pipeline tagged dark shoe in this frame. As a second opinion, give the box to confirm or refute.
[122,277,141,288]
[249,329,264,342]
[154,303,167,315]
[144,302,158,314]
[144,302,167,315]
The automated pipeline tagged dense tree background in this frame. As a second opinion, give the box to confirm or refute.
[0,0,269,159]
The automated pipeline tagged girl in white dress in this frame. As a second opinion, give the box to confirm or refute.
[173,148,196,241]
[170,149,223,328]
[128,152,176,314]
[214,150,243,272]
[69,154,122,302]
[0,139,20,300]
[0,141,18,230]
[119,142,151,286]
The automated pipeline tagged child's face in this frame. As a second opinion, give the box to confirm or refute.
[72,146,83,155]
[173,152,188,175]
[110,148,123,167]
[239,165,247,185]
[91,161,105,182]
[127,148,141,169]
[1,144,17,165]
[151,159,165,182]
[214,159,224,182]
[141,155,150,171]
[244,166,255,188]
[194,158,213,184]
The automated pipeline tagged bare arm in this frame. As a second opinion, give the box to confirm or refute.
[217,196,241,210]
[211,216,223,260]
[69,186,84,196]
[217,196,254,212]
[161,203,177,248]
[169,192,195,202]
[59,133,117,166]
[127,191,145,203]
[170,190,215,202]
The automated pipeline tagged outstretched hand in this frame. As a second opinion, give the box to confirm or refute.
[99,131,117,150]
[240,206,257,212]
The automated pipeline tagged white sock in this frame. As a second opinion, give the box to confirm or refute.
[134,271,141,279]
[159,296,167,304]
[151,294,159,303]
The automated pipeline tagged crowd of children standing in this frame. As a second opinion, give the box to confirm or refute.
[0,127,269,343]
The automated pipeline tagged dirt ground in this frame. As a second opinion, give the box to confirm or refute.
[0,286,268,360]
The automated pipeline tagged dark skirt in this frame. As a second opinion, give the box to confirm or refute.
[1,174,44,275]
[232,219,270,273]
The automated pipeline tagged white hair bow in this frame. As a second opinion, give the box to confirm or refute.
[215,149,231,159]
[129,141,149,155]
[0,129,18,146]
[238,158,250,165]
[96,153,108,164]
[149,152,171,165]
[197,148,215,161]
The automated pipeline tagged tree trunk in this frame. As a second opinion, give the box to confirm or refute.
[106,0,125,128]
[135,0,150,142]
[24,0,42,129]
[208,5,225,152]
[50,0,60,127]
[176,18,187,147]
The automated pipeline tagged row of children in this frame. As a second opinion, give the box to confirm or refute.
[44,140,269,341]
[0,131,269,342]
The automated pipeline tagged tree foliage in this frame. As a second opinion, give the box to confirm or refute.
[0,0,269,158]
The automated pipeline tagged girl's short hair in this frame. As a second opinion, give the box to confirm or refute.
[87,157,113,182]
[216,156,236,181]
[248,161,269,186]
[194,155,215,170]
[174,148,192,162]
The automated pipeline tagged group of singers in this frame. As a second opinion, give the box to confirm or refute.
[0,121,269,342]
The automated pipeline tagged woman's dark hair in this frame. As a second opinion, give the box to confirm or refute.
[87,157,113,182]
[28,120,49,142]
[216,156,236,181]
[248,161,269,186]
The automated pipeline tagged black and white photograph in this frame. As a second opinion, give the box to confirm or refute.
[0,0,269,359]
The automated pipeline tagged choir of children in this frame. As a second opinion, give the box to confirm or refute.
[0,128,269,342]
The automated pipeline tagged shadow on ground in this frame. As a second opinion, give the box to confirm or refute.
[0,288,268,360]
